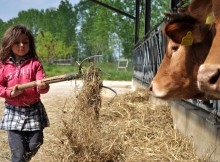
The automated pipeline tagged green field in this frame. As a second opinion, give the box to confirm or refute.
[43,62,134,81]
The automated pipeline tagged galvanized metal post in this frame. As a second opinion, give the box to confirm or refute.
[145,0,151,35]
[135,0,140,44]
[170,0,180,12]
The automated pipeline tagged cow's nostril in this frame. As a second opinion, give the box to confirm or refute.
[209,69,220,84]
[149,84,153,92]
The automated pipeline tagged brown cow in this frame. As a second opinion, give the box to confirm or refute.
[149,13,215,100]
[188,0,220,98]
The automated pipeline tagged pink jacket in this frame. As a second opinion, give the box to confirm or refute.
[0,57,49,106]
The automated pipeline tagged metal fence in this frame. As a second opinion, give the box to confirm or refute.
[133,17,220,123]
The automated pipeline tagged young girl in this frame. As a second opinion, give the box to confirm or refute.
[0,24,50,162]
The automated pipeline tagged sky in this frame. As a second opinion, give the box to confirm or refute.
[0,0,80,22]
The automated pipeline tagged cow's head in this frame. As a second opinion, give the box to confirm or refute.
[189,0,220,98]
[149,13,215,100]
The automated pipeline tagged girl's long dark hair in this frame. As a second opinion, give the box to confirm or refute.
[0,24,37,63]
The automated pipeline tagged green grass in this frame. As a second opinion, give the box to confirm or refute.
[43,62,134,81]
[43,64,78,77]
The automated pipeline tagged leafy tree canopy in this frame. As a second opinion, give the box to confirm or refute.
[0,0,189,62]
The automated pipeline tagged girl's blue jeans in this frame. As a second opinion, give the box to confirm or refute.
[7,130,43,162]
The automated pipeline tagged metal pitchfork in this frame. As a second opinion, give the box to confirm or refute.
[7,55,102,90]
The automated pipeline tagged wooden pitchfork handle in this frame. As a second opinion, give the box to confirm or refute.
[7,55,102,90]
[7,72,82,90]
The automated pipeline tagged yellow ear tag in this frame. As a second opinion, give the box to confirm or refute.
[206,12,215,24]
[181,31,193,46]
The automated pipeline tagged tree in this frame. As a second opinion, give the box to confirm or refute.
[36,31,73,64]
[0,19,7,39]
[0,0,191,61]
[75,0,135,60]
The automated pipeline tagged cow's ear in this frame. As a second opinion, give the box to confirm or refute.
[163,13,197,44]
[163,12,213,44]
[163,20,196,44]
[163,20,212,45]
[188,0,211,23]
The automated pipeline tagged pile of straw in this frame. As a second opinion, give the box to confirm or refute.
[100,91,198,161]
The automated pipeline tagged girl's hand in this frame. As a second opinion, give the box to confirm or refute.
[10,85,23,97]
[36,80,48,90]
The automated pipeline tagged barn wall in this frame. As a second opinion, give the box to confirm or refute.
[170,100,220,160]
[132,78,220,161]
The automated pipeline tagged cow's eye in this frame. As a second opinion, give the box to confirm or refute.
[171,45,179,52]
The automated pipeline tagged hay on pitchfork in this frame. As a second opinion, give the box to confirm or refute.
[59,65,123,161]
